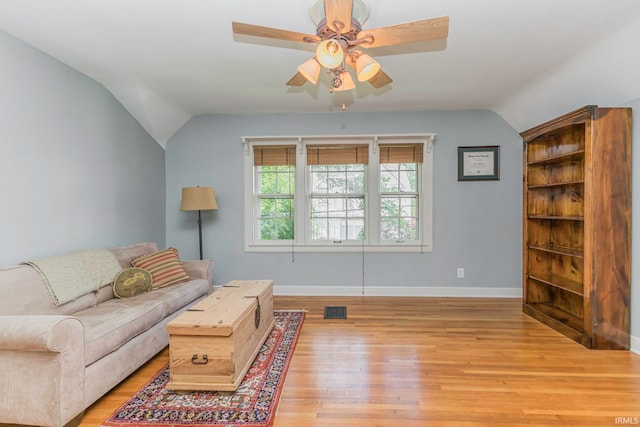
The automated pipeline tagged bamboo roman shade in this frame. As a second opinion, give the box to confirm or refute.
[253,145,297,166]
[379,143,424,164]
[306,144,369,165]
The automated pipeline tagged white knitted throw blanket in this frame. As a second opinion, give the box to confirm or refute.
[24,248,121,306]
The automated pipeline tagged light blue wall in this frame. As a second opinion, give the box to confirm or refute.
[622,98,640,351]
[0,30,166,266]
[166,110,522,295]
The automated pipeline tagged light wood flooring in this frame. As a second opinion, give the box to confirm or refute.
[80,296,640,427]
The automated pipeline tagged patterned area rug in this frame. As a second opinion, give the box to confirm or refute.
[102,310,305,427]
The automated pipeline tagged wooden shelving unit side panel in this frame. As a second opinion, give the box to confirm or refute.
[588,108,632,350]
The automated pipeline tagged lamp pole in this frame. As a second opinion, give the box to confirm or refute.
[197,209,203,260]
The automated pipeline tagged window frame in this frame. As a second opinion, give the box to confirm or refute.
[254,164,296,243]
[243,134,435,253]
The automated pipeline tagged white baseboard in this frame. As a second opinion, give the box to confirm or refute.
[631,334,640,355]
[273,285,522,298]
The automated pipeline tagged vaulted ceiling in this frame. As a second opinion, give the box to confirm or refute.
[1,0,640,147]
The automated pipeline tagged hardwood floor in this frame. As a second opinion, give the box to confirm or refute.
[81,296,640,427]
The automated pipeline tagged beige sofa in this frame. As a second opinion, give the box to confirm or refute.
[0,242,213,427]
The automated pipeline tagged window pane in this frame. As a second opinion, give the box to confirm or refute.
[275,198,294,216]
[259,218,294,240]
[380,170,398,192]
[328,172,346,193]
[311,218,328,240]
[259,171,276,194]
[400,197,417,217]
[380,218,399,240]
[346,171,365,193]
[311,171,328,193]
[276,170,295,194]
[381,196,400,218]
[311,198,328,217]
[399,219,417,240]
[276,218,294,239]
[398,169,417,192]
[347,197,365,217]
[260,198,276,216]
[348,218,365,240]
[328,218,343,240]
[347,164,365,172]
[328,198,346,216]
[259,219,277,240]
[258,166,295,195]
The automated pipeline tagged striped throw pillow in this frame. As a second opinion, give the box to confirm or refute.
[130,247,189,289]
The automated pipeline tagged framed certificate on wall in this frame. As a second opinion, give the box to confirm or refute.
[457,146,500,181]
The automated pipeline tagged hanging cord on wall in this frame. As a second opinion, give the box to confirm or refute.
[289,152,295,263]
[361,234,365,295]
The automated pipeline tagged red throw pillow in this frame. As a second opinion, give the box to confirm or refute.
[130,247,189,289]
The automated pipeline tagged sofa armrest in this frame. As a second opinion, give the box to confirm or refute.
[0,315,86,427]
[182,259,215,293]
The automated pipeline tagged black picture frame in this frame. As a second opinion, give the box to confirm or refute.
[457,146,500,181]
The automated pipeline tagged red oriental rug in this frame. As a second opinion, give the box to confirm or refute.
[101,310,305,427]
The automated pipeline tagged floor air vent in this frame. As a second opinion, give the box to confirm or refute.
[324,306,347,319]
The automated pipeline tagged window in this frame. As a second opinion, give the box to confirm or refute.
[253,145,296,242]
[243,135,435,252]
[379,143,423,242]
[307,145,368,243]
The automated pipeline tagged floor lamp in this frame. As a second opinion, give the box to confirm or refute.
[180,186,218,260]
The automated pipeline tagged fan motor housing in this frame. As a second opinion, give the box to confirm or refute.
[315,18,361,42]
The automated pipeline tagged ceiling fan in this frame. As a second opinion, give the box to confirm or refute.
[232,0,449,93]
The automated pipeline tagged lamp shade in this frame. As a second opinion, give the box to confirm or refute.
[316,39,344,69]
[180,187,218,211]
[333,71,355,91]
[298,57,321,84]
[355,53,381,82]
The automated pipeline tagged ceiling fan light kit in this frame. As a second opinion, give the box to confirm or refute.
[232,0,449,98]
[316,39,346,69]
[355,53,380,82]
[332,70,355,92]
[297,57,322,85]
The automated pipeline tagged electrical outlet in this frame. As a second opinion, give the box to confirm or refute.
[457,268,464,279]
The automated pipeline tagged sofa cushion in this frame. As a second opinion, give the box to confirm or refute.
[130,247,189,289]
[143,278,209,317]
[0,264,97,315]
[110,242,160,270]
[113,268,152,298]
[75,298,164,366]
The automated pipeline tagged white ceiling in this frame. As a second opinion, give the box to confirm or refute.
[1,0,640,146]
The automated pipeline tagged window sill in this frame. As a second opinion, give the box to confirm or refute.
[245,244,432,253]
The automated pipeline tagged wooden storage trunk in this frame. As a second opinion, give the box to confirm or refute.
[166,280,274,391]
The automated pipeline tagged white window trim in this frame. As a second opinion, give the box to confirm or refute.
[242,134,435,253]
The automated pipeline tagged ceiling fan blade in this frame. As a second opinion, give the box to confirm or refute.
[324,0,353,33]
[232,22,318,44]
[368,69,393,88]
[286,72,308,86]
[357,16,449,48]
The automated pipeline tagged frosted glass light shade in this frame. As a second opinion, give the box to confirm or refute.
[333,71,355,91]
[316,39,345,69]
[297,58,321,84]
[356,53,381,82]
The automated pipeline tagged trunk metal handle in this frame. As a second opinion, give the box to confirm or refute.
[191,354,208,365]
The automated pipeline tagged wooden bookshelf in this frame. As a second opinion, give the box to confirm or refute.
[521,106,631,349]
